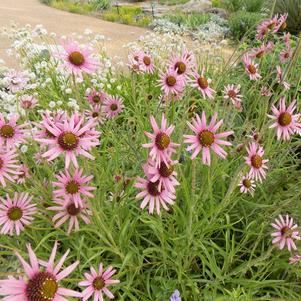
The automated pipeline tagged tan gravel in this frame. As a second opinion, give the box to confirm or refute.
[0,0,147,68]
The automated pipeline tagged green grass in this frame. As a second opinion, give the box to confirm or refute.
[158,0,190,5]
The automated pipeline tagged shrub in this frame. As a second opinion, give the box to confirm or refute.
[92,0,111,10]
[218,0,264,13]
[274,0,301,34]
[228,11,262,40]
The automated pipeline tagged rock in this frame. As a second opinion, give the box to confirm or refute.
[181,0,211,13]
[203,7,229,19]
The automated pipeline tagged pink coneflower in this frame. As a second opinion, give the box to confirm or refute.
[183,112,233,166]
[143,114,179,167]
[268,97,301,140]
[289,254,301,264]
[245,142,268,182]
[135,176,176,215]
[103,96,124,119]
[0,148,20,187]
[0,192,36,236]
[48,198,92,234]
[0,242,81,300]
[79,264,120,301]
[256,16,277,40]
[249,42,274,59]
[168,53,193,78]
[274,13,288,33]
[128,51,142,72]
[0,114,27,149]
[243,55,261,81]
[238,174,256,195]
[36,114,100,168]
[271,214,301,251]
[87,89,107,106]
[261,86,272,97]
[190,70,215,100]
[53,168,96,208]
[158,69,185,96]
[276,66,290,90]
[279,33,292,63]
[4,70,29,93]
[145,159,179,193]
[138,52,155,74]
[85,104,105,124]
[223,84,242,108]
[19,94,38,109]
[56,40,99,75]
[16,164,30,184]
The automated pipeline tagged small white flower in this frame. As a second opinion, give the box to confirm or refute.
[49,101,56,108]
[65,88,72,94]
[20,145,28,153]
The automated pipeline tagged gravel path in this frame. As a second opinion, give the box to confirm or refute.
[0,0,147,68]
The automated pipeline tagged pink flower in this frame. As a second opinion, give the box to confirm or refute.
[0,114,27,149]
[79,264,120,301]
[243,55,261,80]
[128,51,143,72]
[249,42,274,59]
[223,84,242,108]
[138,52,155,74]
[48,199,92,235]
[0,192,36,236]
[238,174,256,196]
[279,33,292,63]
[135,175,176,215]
[268,98,301,140]
[274,13,288,33]
[19,94,38,109]
[271,214,301,251]
[87,89,108,106]
[0,242,81,300]
[276,66,290,90]
[4,70,29,93]
[256,16,277,40]
[103,96,124,119]
[53,168,96,208]
[36,113,100,168]
[245,142,268,182]
[56,40,99,75]
[261,86,272,97]
[183,112,233,165]
[158,69,185,96]
[143,114,179,167]
[168,53,194,78]
[145,158,179,193]
[85,104,105,124]
[289,254,301,264]
[16,164,30,184]
[0,148,20,187]
[190,70,215,99]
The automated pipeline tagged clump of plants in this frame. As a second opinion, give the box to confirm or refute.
[0,13,301,301]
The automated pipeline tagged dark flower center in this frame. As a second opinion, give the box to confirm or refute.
[166,76,176,87]
[68,51,85,67]
[92,95,101,103]
[242,179,251,189]
[110,104,118,111]
[155,132,170,150]
[278,112,292,126]
[7,206,23,221]
[197,76,208,89]
[159,163,174,177]
[26,272,58,301]
[92,112,99,118]
[199,130,215,147]
[147,181,160,196]
[58,132,79,150]
[66,203,81,216]
[248,65,257,74]
[92,276,105,290]
[0,124,14,138]
[251,154,262,169]
[281,226,291,237]
[281,22,287,30]
[22,100,33,108]
[284,52,289,59]
[0,158,3,170]
[267,22,275,30]
[143,56,151,66]
[174,61,186,75]
[66,180,80,194]
[227,90,236,99]
[256,51,264,58]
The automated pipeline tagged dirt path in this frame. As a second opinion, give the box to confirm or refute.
[0,0,147,68]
